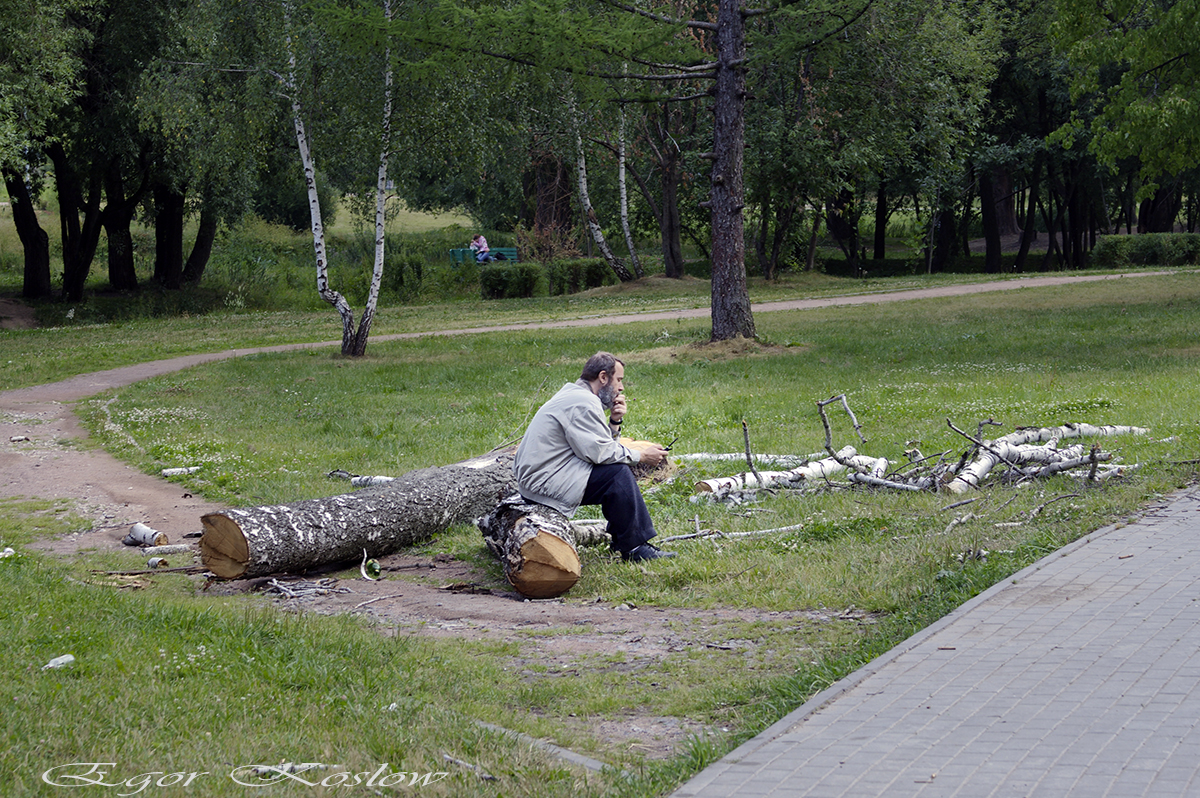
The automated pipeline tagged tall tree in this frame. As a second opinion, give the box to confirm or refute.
[0,0,98,298]
[1053,0,1200,187]
[280,0,401,355]
[385,0,767,338]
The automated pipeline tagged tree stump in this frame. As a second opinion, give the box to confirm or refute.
[200,449,515,579]
[479,497,581,599]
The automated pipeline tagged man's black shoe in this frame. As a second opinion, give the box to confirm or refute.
[622,543,677,562]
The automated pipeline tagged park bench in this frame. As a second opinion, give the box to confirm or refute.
[449,247,519,265]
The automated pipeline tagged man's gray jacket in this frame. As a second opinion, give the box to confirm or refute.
[513,380,642,516]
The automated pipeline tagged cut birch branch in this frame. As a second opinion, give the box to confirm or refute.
[328,469,396,487]
[945,422,1148,494]
[200,449,515,579]
[742,419,762,487]
[847,472,924,492]
[141,544,195,557]
[1032,451,1112,479]
[674,452,824,468]
[123,523,168,547]
[661,522,804,543]
[817,393,868,454]
[694,446,859,499]
[1029,493,1081,518]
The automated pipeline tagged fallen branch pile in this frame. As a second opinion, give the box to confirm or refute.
[692,395,1147,505]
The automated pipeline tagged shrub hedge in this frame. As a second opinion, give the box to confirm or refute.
[480,257,622,299]
[479,262,545,299]
[1089,233,1200,268]
[545,257,618,295]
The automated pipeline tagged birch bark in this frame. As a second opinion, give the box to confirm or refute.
[349,0,395,357]
[946,423,1148,494]
[568,94,635,282]
[617,73,643,278]
[200,449,515,579]
[283,3,356,355]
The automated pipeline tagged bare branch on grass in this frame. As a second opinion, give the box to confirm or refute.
[742,419,762,487]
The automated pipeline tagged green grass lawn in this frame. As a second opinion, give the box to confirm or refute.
[2,270,1199,797]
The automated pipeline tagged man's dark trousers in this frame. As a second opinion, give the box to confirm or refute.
[581,463,655,554]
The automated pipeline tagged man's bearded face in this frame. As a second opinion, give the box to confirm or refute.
[597,381,616,410]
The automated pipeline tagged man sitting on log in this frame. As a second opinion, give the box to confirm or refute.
[513,351,674,562]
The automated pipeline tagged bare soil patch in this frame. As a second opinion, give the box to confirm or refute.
[0,296,37,330]
[629,336,793,366]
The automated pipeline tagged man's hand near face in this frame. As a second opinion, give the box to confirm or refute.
[610,392,627,424]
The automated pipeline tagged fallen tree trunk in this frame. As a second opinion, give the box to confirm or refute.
[478,497,581,599]
[200,449,515,579]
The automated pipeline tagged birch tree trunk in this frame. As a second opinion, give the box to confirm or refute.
[568,93,635,282]
[283,3,357,356]
[617,71,643,278]
[200,449,516,579]
[349,2,395,357]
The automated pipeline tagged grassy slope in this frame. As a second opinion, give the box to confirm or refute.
[3,263,1200,795]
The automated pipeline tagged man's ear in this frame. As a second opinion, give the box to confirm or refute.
[597,370,609,385]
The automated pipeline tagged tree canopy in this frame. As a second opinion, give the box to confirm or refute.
[1053,0,1200,184]
[3,0,1199,322]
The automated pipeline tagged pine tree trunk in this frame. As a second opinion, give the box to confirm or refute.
[708,0,755,340]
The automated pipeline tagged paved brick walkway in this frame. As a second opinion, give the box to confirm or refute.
[673,486,1200,798]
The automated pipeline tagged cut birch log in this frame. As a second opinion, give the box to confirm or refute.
[200,449,515,579]
[123,523,168,547]
[478,497,580,599]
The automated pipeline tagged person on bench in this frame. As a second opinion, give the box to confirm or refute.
[513,352,674,562]
[470,234,496,262]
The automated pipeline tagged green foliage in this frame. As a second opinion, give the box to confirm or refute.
[479,261,545,299]
[1089,233,1200,268]
[0,0,99,167]
[544,257,618,295]
[1053,0,1200,184]
[252,159,339,232]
